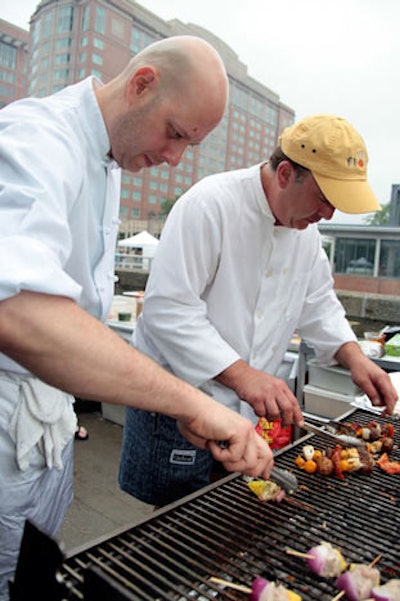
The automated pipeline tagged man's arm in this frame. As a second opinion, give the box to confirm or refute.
[335,341,397,414]
[0,291,274,478]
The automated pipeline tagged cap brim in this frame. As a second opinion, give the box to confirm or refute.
[313,173,381,214]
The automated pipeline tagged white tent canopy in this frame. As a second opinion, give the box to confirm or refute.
[117,230,159,258]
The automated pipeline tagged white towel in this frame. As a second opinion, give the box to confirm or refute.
[9,377,77,471]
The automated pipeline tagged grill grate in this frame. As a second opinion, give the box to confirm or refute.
[20,409,400,600]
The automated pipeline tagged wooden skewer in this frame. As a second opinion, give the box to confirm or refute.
[209,577,251,593]
[285,548,316,560]
[330,554,382,601]
[210,553,382,597]
[331,591,345,601]
[369,553,382,568]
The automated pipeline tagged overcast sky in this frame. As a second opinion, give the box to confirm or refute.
[3,0,400,224]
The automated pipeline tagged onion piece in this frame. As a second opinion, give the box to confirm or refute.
[306,541,347,577]
[250,577,270,601]
[336,564,380,601]
[250,578,302,601]
[372,579,400,601]
[302,445,315,461]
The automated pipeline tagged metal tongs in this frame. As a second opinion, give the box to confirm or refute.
[217,440,299,494]
[301,421,365,447]
[270,466,298,494]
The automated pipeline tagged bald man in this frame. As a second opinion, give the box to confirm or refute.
[0,36,272,599]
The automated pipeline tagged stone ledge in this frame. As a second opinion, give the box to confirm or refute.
[337,290,400,324]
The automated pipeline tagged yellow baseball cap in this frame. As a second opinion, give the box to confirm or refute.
[279,114,381,214]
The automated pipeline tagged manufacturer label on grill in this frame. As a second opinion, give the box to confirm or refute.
[169,449,196,465]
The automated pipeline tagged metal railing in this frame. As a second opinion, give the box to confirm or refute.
[114,252,154,272]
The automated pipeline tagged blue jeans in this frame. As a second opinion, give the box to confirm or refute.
[119,409,215,506]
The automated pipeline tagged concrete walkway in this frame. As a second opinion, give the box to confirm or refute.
[58,410,153,554]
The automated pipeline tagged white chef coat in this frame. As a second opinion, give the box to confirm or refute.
[0,76,121,374]
[0,78,122,599]
[134,163,356,421]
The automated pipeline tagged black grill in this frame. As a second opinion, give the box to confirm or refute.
[11,409,400,600]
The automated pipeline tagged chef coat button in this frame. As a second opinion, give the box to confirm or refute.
[265,269,273,277]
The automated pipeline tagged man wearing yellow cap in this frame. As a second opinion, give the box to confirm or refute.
[119,114,397,507]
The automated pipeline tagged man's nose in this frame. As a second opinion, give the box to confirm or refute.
[163,140,188,167]
[319,202,335,221]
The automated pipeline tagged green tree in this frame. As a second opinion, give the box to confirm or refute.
[363,202,390,225]
[160,195,180,217]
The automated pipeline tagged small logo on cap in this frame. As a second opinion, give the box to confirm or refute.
[347,151,365,169]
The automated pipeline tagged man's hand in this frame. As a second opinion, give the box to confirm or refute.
[336,341,398,414]
[216,359,304,426]
[177,401,274,480]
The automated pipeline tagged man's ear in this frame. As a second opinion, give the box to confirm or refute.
[276,160,292,190]
[126,66,158,103]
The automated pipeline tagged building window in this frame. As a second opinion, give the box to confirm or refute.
[335,238,376,276]
[131,209,140,217]
[58,6,74,33]
[131,29,141,53]
[93,37,104,49]
[54,69,69,80]
[77,68,86,79]
[31,21,41,47]
[133,177,142,186]
[55,54,70,64]
[130,27,158,53]
[82,5,90,32]
[91,69,102,79]
[379,240,400,278]
[121,189,129,199]
[0,42,17,69]
[56,38,71,50]
[79,52,87,63]
[132,191,141,201]
[95,6,106,35]
[42,12,53,39]
[149,195,157,204]
[0,71,15,83]
[111,18,125,39]
[92,53,103,65]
